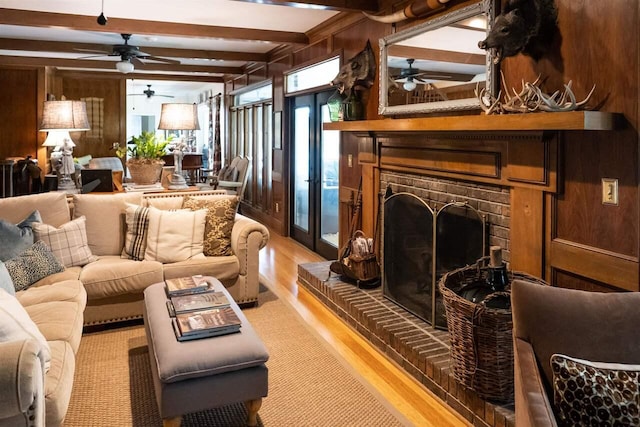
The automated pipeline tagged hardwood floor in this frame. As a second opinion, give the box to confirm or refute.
[259,230,469,427]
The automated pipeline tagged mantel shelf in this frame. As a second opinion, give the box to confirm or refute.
[323,111,621,132]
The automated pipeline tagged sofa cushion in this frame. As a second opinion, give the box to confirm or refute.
[0,210,41,261]
[33,216,97,267]
[79,256,163,299]
[17,280,86,309]
[0,288,52,372]
[144,207,207,263]
[44,340,75,427]
[0,192,70,228]
[551,353,640,426]
[5,241,65,292]
[163,256,240,283]
[30,267,82,288]
[0,261,15,296]
[183,195,238,256]
[121,203,150,261]
[25,299,85,354]
[73,193,143,256]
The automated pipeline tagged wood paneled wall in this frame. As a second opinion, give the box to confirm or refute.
[0,68,40,161]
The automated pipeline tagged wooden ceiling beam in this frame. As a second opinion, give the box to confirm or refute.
[229,0,378,13]
[0,38,269,62]
[388,45,486,66]
[0,8,309,45]
[0,55,243,74]
[56,69,225,83]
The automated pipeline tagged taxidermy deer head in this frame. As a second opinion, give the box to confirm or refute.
[478,0,558,64]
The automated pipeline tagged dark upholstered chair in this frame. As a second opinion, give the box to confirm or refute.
[511,279,640,426]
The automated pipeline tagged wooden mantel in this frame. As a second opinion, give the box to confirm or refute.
[324,111,620,132]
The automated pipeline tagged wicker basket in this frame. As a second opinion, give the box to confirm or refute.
[439,260,548,402]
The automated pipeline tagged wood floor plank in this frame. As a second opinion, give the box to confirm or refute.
[259,231,469,427]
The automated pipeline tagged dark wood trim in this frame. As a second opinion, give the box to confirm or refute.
[0,8,309,45]
[388,45,486,66]
[550,239,639,291]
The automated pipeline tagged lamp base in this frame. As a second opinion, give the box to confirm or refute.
[57,175,77,192]
[167,173,189,190]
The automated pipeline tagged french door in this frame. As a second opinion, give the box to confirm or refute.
[290,91,339,260]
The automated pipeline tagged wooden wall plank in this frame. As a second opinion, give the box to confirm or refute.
[510,187,544,277]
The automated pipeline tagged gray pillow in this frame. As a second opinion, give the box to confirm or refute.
[0,210,42,262]
[0,261,14,296]
[5,241,65,292]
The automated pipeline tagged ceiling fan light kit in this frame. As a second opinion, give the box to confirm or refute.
[116,60,134,73]
[403,80,417,92]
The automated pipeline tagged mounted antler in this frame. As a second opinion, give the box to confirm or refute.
[364,0,451,24]
[477,73,596,114]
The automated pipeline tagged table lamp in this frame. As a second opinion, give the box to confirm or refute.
[158,103,200,190]
[40,100,90,192]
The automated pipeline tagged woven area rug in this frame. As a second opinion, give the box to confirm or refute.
[64,285,407,426]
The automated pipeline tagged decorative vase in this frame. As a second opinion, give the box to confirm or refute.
[126,159,165,185]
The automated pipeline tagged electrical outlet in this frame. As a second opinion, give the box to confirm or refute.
[275,202,280,213]
[602,178,618,205]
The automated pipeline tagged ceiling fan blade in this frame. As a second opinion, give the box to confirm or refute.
[414,71,476,82]
[143,55,181,65]
[74,48,112,54]
[129,56,144,67]
[77,54,114,60]
[156,94,175,98]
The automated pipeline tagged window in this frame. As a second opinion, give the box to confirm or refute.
[285,56,340,94]
[230,82,273,211]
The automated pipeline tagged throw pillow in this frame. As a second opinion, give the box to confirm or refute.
[183,195,239,256]
[0,261,15,296]
[144,206,207,263]
[0,210,42,261]
[121,203,150,261]
[0,288,52,372]
[5,241,65,292]
[222,166,239,182]
[551,353,640,427]
[32,216,98,268]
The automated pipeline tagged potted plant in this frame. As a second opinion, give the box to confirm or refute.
[116,131,172,185]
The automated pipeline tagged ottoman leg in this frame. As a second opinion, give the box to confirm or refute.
[245,398,262,426]
[162,416,182,427]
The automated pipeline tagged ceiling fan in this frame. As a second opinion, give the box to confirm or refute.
[77,34,180,74]
[128,85,174,99]
[391,58,474,91]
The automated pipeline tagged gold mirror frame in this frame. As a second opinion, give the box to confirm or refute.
[379,0,498,116]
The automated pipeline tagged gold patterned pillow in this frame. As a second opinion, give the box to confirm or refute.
[551,354,640,426]
[182,196,239,256]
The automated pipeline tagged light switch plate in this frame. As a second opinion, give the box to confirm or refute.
[602,178,618,205]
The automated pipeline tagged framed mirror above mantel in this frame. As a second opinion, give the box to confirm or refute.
[379,0,499,116]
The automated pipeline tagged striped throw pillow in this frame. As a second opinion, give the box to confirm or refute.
[121,204,150,261]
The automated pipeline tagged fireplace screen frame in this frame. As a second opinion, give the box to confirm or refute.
[382,191,486,328]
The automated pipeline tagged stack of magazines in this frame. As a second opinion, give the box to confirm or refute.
[165,276,242,341]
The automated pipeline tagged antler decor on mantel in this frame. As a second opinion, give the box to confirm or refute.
[475,73,596,115]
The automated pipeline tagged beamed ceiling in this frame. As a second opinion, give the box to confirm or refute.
[0,0,380,81]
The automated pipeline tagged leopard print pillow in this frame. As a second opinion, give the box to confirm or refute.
[551,354,640,427]
[5,241,65,291]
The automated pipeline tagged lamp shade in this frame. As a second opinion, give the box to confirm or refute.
[158,103,200,131]
[40,100,90,131]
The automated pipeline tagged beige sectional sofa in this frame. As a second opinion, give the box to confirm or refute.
[0,190,269,427]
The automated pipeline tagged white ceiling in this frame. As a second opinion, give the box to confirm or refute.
[0,0,340,84]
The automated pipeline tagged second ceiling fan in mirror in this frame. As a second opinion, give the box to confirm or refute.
[391,58,475,91]
[76,33,180,73]
[128,85,175,99]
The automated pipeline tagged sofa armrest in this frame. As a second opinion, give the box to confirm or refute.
[231,214,269,276]
[0,339,45,423]
[514,338,558,427]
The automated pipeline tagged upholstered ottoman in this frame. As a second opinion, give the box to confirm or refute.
[143,279,269,427]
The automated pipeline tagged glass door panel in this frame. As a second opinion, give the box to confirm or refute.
[293,105,311,233]
[319,104,339,249]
